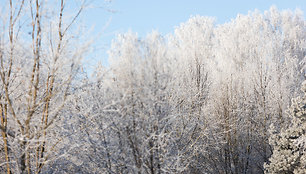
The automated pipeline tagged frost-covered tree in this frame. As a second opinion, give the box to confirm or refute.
[167,16,216,173]
[0,0,91,173]
[265,81,306,174]
[1,4,303,173]
[207,7,305,173]
[71,7,304,174]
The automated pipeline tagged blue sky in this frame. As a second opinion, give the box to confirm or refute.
[82,0,306,67]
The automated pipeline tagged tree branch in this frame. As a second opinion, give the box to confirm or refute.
[0,124,15,138]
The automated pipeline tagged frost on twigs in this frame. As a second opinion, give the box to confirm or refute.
[265,80,306,174]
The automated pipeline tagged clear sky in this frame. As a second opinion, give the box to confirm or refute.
[0,0,304,67]
[82,0,306,67]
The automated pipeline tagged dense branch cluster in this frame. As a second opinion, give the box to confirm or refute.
[0,0,88,173]
[265,82,306,174]
[0,1,305,174]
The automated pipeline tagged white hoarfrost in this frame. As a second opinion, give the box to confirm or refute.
[265,81,306,174]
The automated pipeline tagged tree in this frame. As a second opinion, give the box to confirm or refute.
[69,7,304,174]
[0,0,90,173]
[1,5,302,173]
[265,81,306,174]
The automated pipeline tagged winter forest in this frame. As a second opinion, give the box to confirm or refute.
[0,0,305,174]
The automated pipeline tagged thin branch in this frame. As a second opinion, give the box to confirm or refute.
[0,124,15,138]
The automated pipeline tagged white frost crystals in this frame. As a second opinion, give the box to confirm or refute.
[0,3,306,174]
[265,81,306,174]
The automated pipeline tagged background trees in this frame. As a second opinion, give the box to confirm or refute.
[60,7,304,174]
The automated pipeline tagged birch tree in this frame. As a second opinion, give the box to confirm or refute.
[0,0,90,173]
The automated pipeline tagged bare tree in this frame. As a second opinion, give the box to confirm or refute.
[0,0,90,173]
